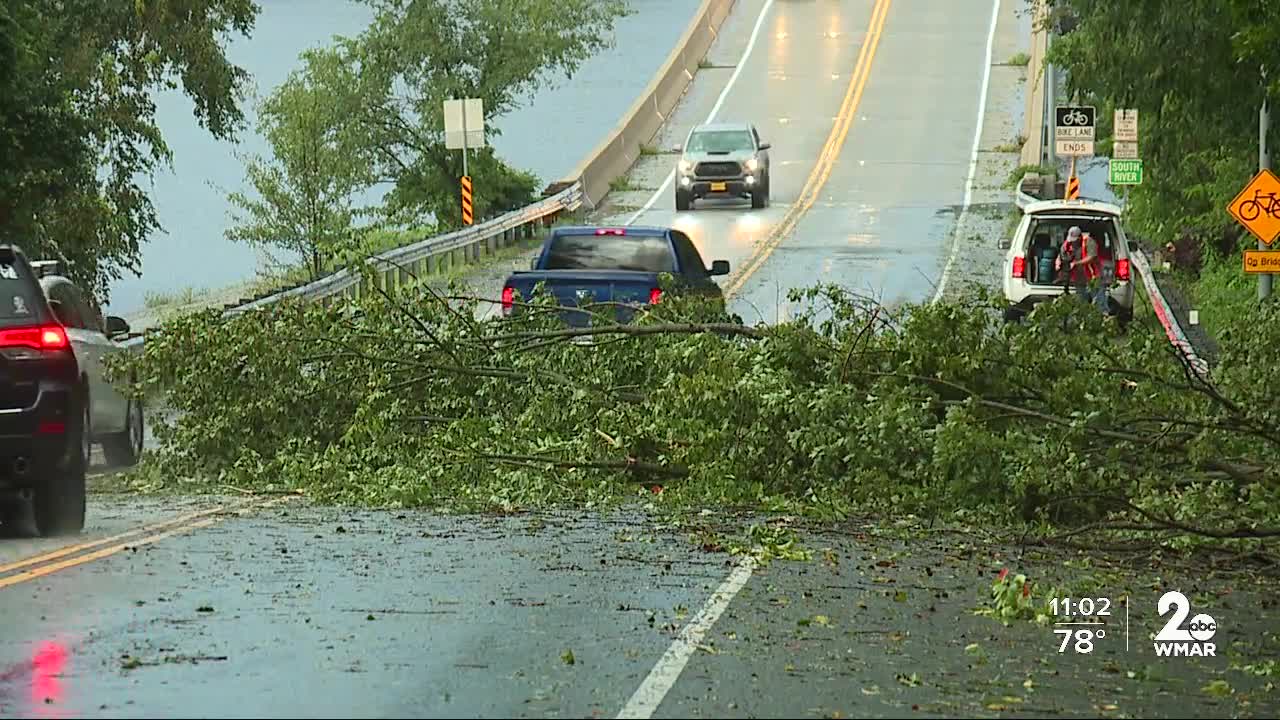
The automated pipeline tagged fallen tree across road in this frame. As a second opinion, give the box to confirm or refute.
[108,276,1280,561]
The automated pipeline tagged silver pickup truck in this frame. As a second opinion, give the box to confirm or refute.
[674,122,772,211]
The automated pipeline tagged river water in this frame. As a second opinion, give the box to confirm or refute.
[106,0,697,317]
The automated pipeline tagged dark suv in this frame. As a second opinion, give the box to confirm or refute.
[0,245,89,535]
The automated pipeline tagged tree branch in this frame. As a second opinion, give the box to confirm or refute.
[483,321,765,344]
[464,452,688,479]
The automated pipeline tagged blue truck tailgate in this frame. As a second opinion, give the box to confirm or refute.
[504,270,661,326]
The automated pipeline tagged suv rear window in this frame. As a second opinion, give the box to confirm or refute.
[0,261,45,327]
[544,234,676,273]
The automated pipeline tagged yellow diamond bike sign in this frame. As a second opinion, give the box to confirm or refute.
[1227,168,1280,246]
[1108,159,1142,185]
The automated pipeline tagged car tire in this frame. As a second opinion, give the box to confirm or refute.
[1002,305,1026,324]
[32,395,88,537]
[1115,307,1133,327]
[751,186,767,209]
[676,190,692,212]
[102,395,144,467]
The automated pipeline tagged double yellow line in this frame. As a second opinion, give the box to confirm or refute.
[724,0,894,299]
[0,495,295,589]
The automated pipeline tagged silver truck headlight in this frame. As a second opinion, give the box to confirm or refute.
[678,159,693,174]
[745,156,759,172]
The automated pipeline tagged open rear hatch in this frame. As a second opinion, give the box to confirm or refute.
[1020,213,1130,287]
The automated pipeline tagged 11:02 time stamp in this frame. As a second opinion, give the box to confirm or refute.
[1050,597,1127,654]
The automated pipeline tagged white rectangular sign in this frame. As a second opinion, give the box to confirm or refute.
[444,98,485,150]
[1056,139,1095,157]
[1113,141,1138,159]
[1114,109,1138,143]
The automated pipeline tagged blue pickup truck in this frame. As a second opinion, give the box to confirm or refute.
[500,225,730,325]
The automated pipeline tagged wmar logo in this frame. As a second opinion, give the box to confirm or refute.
[1154,590,1217,657]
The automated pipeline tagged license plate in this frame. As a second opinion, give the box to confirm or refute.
[710,182,727,192]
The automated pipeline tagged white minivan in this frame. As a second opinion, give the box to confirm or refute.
[1000,199,1135,324]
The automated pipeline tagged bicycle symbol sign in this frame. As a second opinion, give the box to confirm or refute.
[1228,169,1280,245]
[1062,109,1089,126]
[1055,106,1096,128]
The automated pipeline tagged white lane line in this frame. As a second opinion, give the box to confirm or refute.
[625,0,778,225]
[616,555,758,719]
[930,0,1000,305]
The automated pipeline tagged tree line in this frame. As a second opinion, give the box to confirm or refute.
[0,0,628,302]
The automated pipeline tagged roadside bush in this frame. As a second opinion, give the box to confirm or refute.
[111,276,1280,552]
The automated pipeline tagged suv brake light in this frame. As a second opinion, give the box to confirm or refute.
[1115,258,1131,281]
[649,288,663,305]
[595,228,626,236]
[501,286,514,314]
[1011,255,1026,279]
[0,325,69,350]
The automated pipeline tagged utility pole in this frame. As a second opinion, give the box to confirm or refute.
[1043,6,1056,171]
[461,101,470,180]
[1260,73,1273,300]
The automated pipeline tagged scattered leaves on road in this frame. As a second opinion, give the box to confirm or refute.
[896,672,922,687]
[1203,679,1234,698]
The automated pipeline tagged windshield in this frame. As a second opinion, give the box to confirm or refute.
[544,234,676,273]
[685,130,754,154]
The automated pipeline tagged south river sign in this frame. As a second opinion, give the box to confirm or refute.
[1109,159,1142,185]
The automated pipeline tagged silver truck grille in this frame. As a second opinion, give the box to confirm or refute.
[694,161,741,178]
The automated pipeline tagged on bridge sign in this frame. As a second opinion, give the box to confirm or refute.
[1055,106,1096,157]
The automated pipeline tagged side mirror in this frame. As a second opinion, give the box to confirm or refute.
[106,315,130,337]
[708,260,731,276]
[672,143,683,152]
[758,142,771,151]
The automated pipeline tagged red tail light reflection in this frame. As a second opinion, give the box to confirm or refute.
[31,640,68,710]
[1116,258,1131,281]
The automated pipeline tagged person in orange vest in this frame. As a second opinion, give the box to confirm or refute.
[1056,226,1107,313]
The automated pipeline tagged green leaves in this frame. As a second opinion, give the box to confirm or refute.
[115,282,1280,553]
[226,63,376,279]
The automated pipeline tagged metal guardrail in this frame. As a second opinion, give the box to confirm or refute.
[1128,248,1211,378]
[120,181,583,349]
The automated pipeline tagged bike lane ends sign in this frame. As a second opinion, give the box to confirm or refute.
[1227,168,1280,245]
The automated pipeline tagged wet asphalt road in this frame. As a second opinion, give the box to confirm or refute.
[602,0,1001,324]
[3,499,1277,718]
